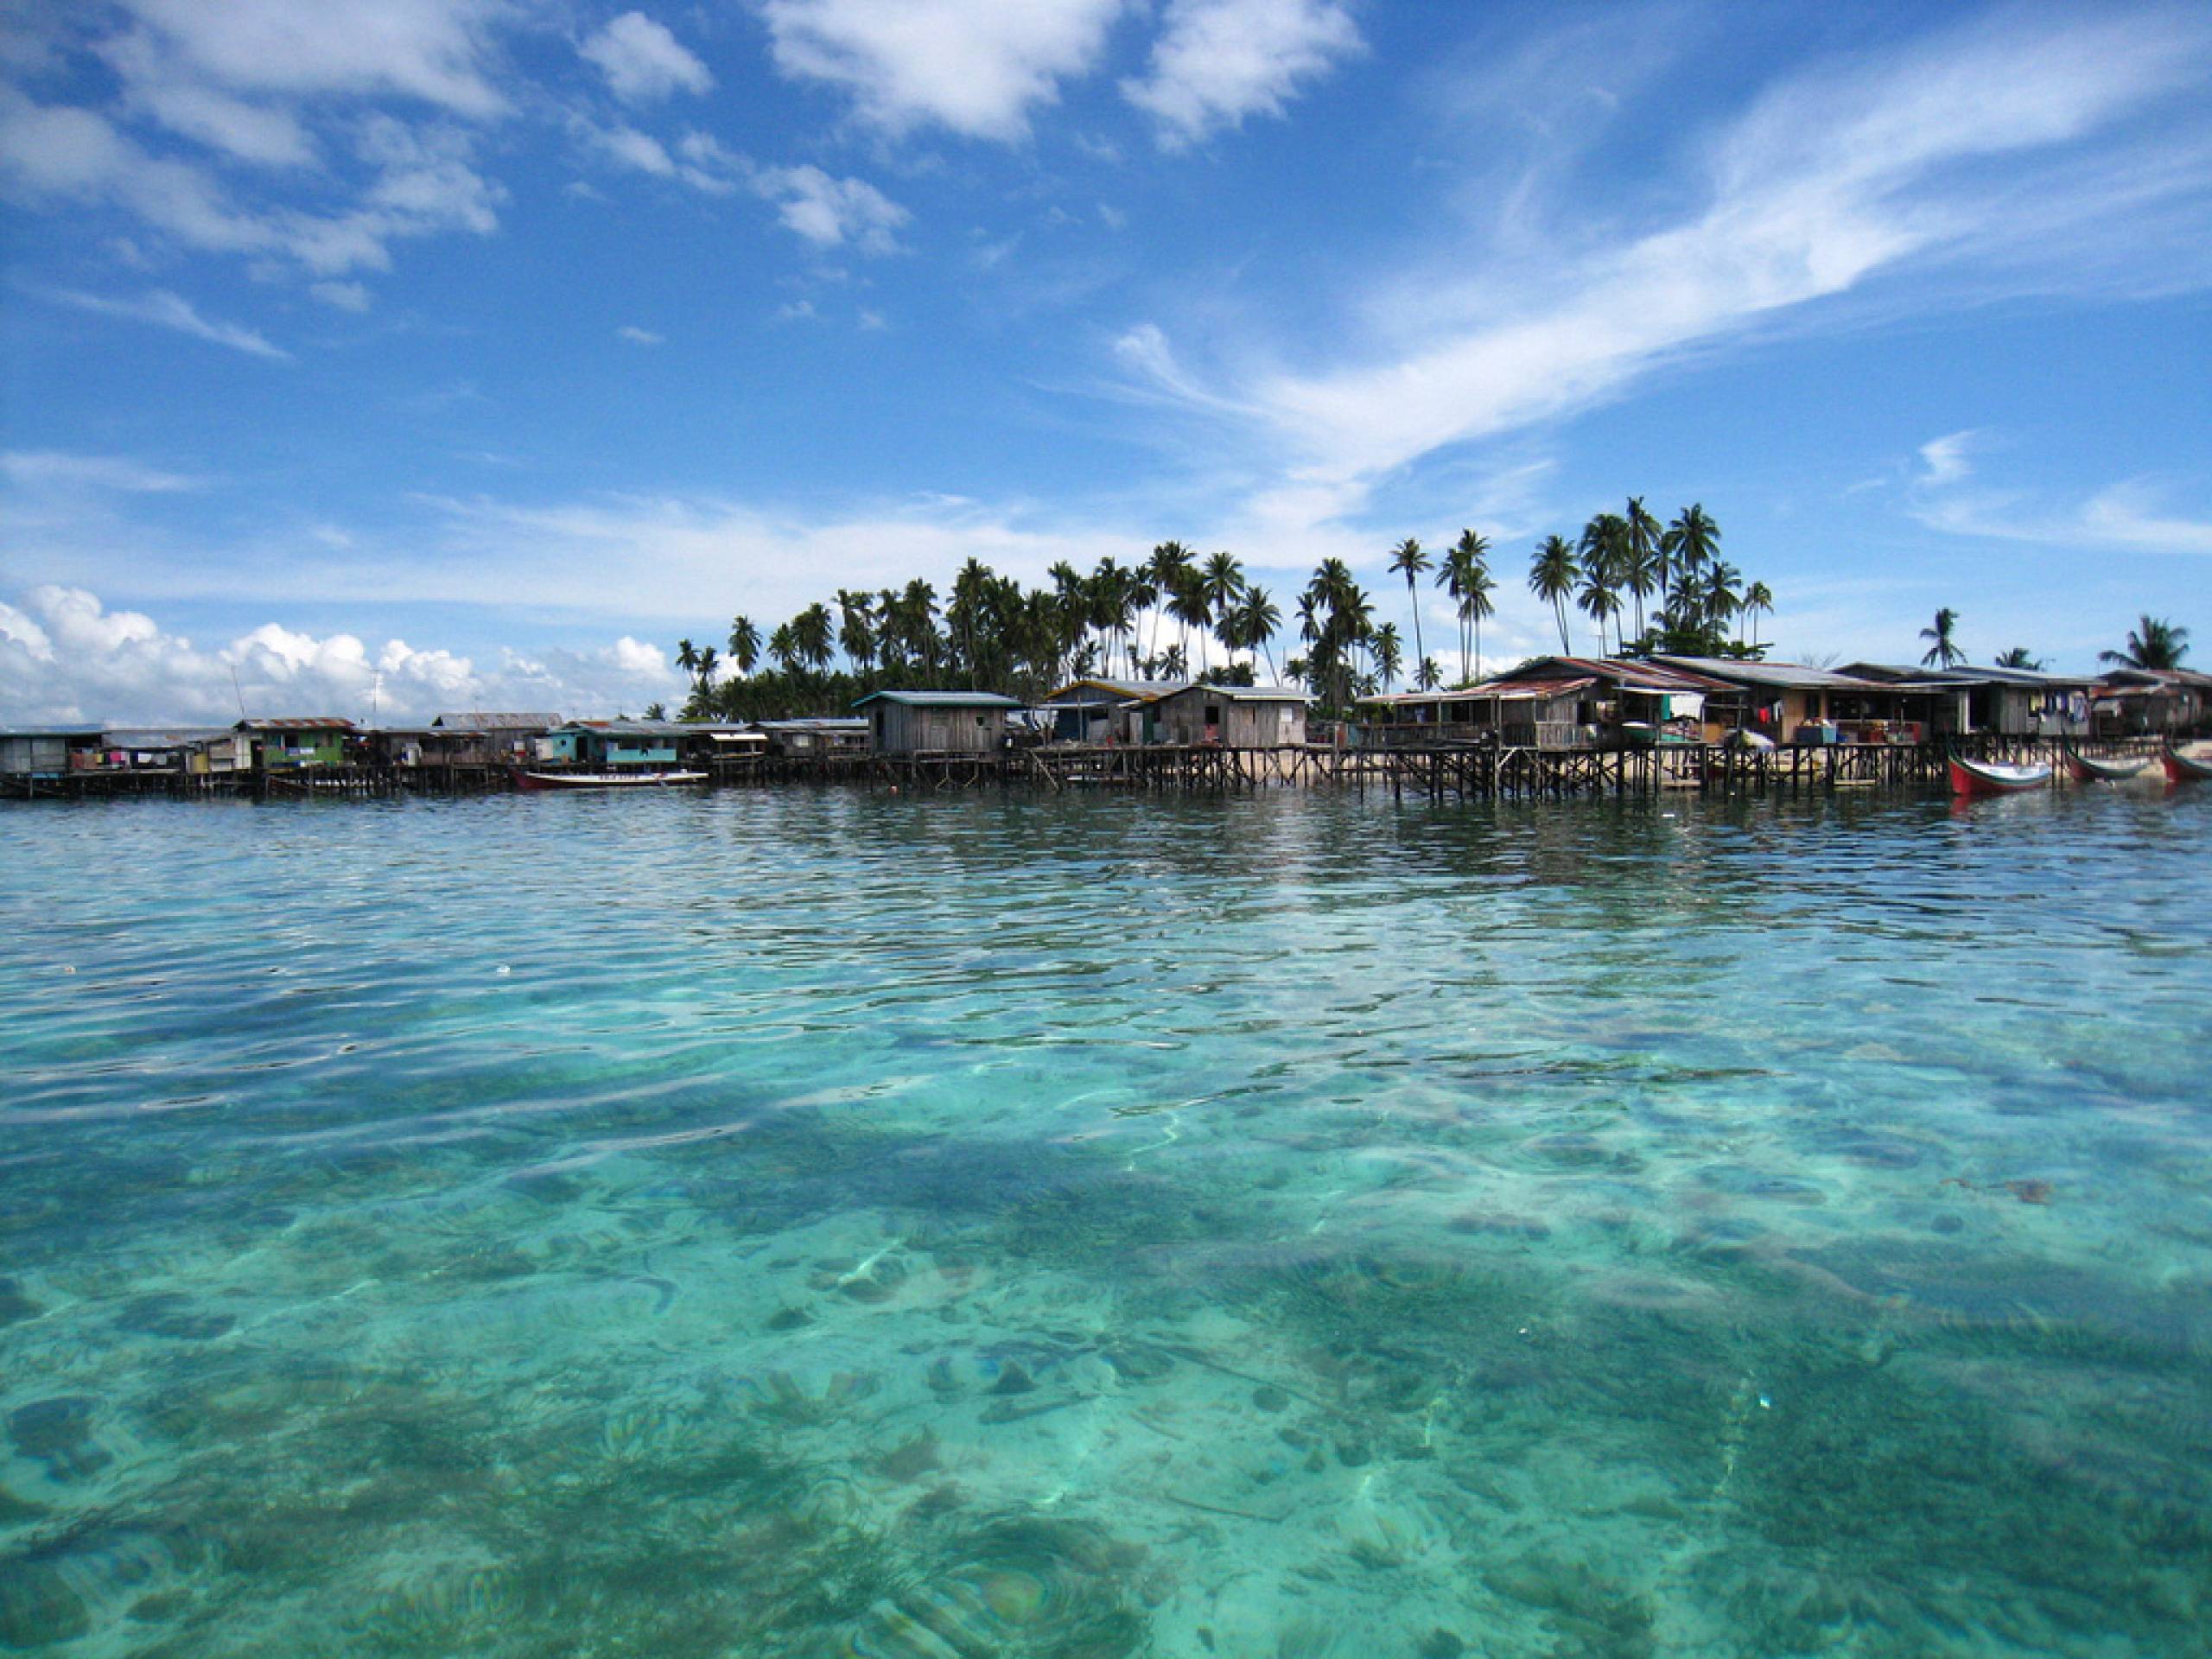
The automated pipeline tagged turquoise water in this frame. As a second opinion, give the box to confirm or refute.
[2,786,2209,1657]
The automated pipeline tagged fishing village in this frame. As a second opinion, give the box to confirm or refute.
[7,526,2205,804]
[9,657,2207,803]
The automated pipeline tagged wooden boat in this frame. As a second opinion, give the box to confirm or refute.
[2063,745,2149,784]
[1948,753,2051,798]
[2163,744,2212,785]
[512,768,707,791]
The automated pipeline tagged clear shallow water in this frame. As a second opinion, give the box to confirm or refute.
[2,785,2209,1658]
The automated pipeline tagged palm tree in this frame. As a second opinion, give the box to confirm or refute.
[1201,551,1244,628]
[1663,504,1719,632]
[1143,542,1193,664]
[1578,514,1628,656]
[794,603,836,676]
[1231,586,1282,681]
[1414,657,1441,692]
[1530,534,1579,654]
[1442,530,1488,683]
[728,615,760,676]
[1462,562,1497,683]
[1624,497,1663,640]
[2099,615,2191,671]
[899,579,941,671]
[1993,646,2046,671]
[1167,569,1213,671]
[693,645,719,690]
[1920,607,1965,669]
[1371,621,1402,691]
[1740,582,1773,653]
[835,590,876,673]
[675,638,699,677]
[1389,537,1430,672]
[767,622,800,677]
[1701,563,1742,645]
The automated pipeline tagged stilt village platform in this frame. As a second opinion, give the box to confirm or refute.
[8,734,2168,802]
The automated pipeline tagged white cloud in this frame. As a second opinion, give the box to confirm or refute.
[310,279,372,310]
[1917,430,1977,487]
[856,307,887,331]
[0,584,683,725]
[99,28,317,168]
[2,451,204,493]
[580,11,713,104]
[580,118,676,176]
[117,0,511,118]
[1909,438,2212,558]
[2080,481,2212,556]
[672,127,742,194]
[42,287,290,359]
[1122,0,1361,149]
[0,89,503,277]
[760,0,1125,140]
[749,163,909,252]
[616,324,664,345]
[1116,10,2212,531]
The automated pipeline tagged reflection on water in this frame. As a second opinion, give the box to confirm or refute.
[2,786,2209,1656]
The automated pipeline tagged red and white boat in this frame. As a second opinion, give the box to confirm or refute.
[2063,745,2149,784]
[511,768,707,791]
[2163,744,2212,785]
[1948,753,2051,798]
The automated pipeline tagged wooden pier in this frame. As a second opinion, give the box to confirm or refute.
[4,735,2179,804]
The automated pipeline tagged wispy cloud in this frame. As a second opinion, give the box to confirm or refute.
[1917,430,1978,487]
[2,451,206,493]
[1116,10,2212,536]
[310,279,372,311]
[1122,0,1362,149]
[0,86,505,278]
[616,324,664,346]
[41,286,289,359]
[1907,429,2212,556]
[2080,481,2212,555]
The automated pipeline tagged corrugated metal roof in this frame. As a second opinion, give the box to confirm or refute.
[1159,683,1308,702]
[238,717,356,731]
[0,726,105,739]
[1500,656,1733,693]
[1650,657,1877,691]
[1845,662,2097,690]
[753,717,870,732]
[553,719,691,736]
[1045,677,1192,703]
[1358,679,1595,706]
[102,727,231,746]
[2102,667,2212,690]
[852,690,1021,709]
[431,712,560,728]
[1963,665,2098,688]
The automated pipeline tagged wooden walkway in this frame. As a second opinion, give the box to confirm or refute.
[5,735,2178,803]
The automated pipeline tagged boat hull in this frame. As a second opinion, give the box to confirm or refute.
[2163,747,2212,785]
[2064,748,2149,784]
[1948,755,2051,798]
[512,769,707,791]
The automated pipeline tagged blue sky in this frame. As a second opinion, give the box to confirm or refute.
[2,0,2208,721]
